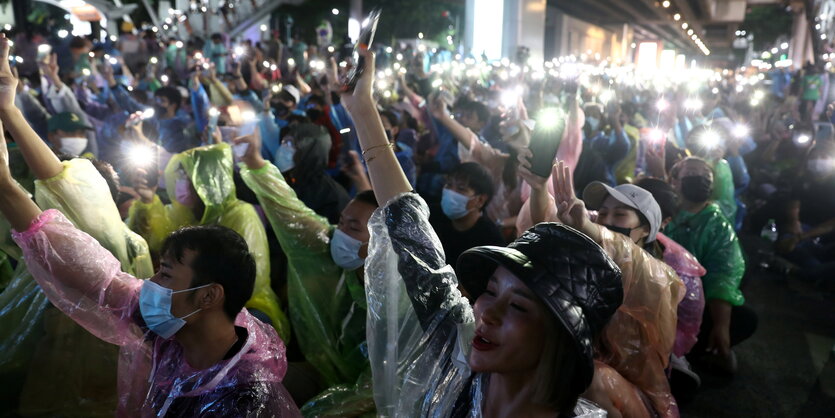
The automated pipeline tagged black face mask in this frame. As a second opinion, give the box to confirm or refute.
[680,176,712,203]
[273,103,290,118]
[603,224,634,238]
[306,108,323,121]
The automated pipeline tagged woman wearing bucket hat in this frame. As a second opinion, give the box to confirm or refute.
[339,48,624,417]
[545,160,684,418]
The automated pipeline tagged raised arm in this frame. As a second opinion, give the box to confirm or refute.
[2,67,63,180]
[340,49,411,205]
[429,94,476,150]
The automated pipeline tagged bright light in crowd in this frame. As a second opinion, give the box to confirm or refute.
[175,41,184,48]
[385,46,393,53]
[712,87,719,94]
[271,85,281,93]
[599,89,614,104]
[81,68,91,76]
[89,52,95,58]
[129,145,155,167]
[287,58,295,67]
[208,107,220,117]
[753,90,765,100]
[58,29,69,38]
[150,57,158,64]
[537,108,563,130]
[700,130,721,148]
[3,24,10,31]
[332,8,339,15]
[673,13,681,21]
[260,24,268,32]
[648,128,664,143]
[38,44,51,53]
[656,98,669,112]
[109,57,118,65]
[234,46,245,56]
[732,124,749,138]
[396,53,403,61]
[501,89,519,107]
[636,42,659,70]
[684,98,703,110]
[662,0,670,7]
[795,133,811,145]
[473,0,504,60]
[328,46,335,53]
[194,52,203,60]
[160,75,169,83]
[418,32,424,39]
[141,108,156,120]
[781,42,789,50]
[682,22,688,29]
[263,60,270,68]
[431,78,443,88]
[241,110,257,122]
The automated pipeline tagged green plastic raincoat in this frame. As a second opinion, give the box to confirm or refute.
[126,143,289,340]
[711,159,737,223]
[240,162,374,417]
[0,158,154,416]
[666,203,746,306]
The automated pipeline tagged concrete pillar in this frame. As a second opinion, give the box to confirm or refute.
[501,0,547,62]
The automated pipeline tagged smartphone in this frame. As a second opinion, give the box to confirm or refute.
[527,108,566,178]
[36,44,52,62]
[341,8,381,93]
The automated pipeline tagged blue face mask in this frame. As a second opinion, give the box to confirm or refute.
[586,116,600,132]
[441,188,474,220]
[275,141,295,172]
[330,229,365,270]
[139,280,212,339]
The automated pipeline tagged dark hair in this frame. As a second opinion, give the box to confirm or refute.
[635,178,679,220]
[89,159,121,202]
[154,86,183,111]
[69,36,87,49]
[379,110,401,129]
[458,100,490,124]
[669,156,713,180]
[353,189,379,208]
[449,162,495,210]
[160,225,256,321]
[277,90,298,105]
[210,33,223,41]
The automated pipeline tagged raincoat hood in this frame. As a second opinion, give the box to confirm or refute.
[164,143,236,225]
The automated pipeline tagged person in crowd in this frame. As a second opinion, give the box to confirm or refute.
[430,161,505,269]
[46,111,94,156]
[273,122,350,224]
[0,58,153,415]
[635,177,707,396]
[666,157,756,375]
[380,109,417,186]
[342,48,623,417]
[776,140,835,283]
[126,140,289,341]
[524,159,683,418]
[234,131,377,415]
[682,124,738,223]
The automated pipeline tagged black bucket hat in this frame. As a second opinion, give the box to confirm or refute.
[456,222,623,393]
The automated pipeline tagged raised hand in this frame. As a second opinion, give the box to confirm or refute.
[0,34,18,110]
[130,167,157,204]
[517,147,548,191]
[232,131,265,170]
[339,49,375,112]
[552,160,588,230]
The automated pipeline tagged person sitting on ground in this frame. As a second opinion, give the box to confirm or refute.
[430,161,505,270]
[666,157,756,376]
[0,33,300,417]
[234,131,378,416]
[525,159,683,418]
[341,47,624,418]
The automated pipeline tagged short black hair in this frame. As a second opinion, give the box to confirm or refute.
[458,100,490,124]
[379,110,400,128]
[635,178,680,220]
[277,90,297,105]
[449,162,495,210]
[353,189,379,208]
[160,225,256,321]
[154,86,183,111]
[210,33,223,41]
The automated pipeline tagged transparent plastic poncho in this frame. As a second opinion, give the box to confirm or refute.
[593,226,683,418]
[12,209,300,417]
[240,163,374,416]
[126,143,289,340]
[365,193,606,417]
[0,159,153,416]
[665,203,746,306]
[656,233,706,357]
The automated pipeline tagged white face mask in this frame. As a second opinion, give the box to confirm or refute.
[59,136,88,156]
[330,229,365,271]
[275,141,296,172]
[585,117,600,132]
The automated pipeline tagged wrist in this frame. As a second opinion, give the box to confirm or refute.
[245,157,266,170]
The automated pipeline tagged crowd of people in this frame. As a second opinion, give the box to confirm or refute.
[0,15,833,417]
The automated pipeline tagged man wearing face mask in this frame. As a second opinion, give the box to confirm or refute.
[234,132,380,416]
[46,111,93,156]
[126,142,289,342]
[272,84,306,129]
[666,157,755,376]
[430,162,504,271]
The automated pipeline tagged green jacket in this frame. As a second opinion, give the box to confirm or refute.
[127,143,289,340]
[711,158,737,223]
[241,162,374,417]
[666,203,745,306]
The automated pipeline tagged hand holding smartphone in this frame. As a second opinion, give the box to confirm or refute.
[341,9,381,93]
